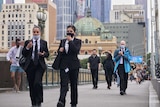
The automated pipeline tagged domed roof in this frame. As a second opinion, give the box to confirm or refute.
[74,9,105,36]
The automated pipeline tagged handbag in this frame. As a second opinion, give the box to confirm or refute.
[52,53,61,70]
[19,55,26,70]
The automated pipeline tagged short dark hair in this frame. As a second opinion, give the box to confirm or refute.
[92,49,97,51]
[33,25,41,32]
[67,25,76,32]
[15,38,20,43]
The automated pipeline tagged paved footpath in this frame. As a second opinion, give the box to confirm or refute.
[0,81,159,107]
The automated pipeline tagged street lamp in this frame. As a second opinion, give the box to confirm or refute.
[98,47,102,62]
[37,7,47,39]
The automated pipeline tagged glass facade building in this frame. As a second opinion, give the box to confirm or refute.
[0,0,3,11]
[86,0,111,23]
[6,0,14,4]
[53,0,77,40]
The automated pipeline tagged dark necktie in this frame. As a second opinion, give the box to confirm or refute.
[34,40,38,65]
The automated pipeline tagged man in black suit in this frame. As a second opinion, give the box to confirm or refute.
[87,49,101,89]
[56,25,81,107]
[22,26,49,107]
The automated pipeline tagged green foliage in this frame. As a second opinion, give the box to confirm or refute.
[80,58,88,69]
[80,56,107,69]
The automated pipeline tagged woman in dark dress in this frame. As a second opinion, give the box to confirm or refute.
[103,52,114,89]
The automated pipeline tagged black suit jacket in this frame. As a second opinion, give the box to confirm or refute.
[22,39,49,71]
[58,38,81,70]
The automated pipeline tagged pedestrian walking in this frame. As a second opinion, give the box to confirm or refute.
[6,38,24,92]
[87,49,101,89]
[102,52,114,89]
[22,25,49,107]
[56,25,81,107]
[113,40,132,95]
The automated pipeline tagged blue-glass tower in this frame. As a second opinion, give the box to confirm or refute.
[53,0,77,40]
[0,0,3,11]
[86,0,111,23]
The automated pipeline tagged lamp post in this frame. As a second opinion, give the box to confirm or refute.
[37,7,47,39]
[98,47,102,63]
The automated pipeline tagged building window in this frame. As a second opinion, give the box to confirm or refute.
[95,41,97,44]
[12,14,14,18]
[2,31,4,34]
[85,39,88,44]
[8,37,10,41]
[85,51,88,55]
[29,14,31,18]
[2,42,4,46]
[12,37,14,40]
[2,36,4,40]
[8,31,10,35]
[19,14,21,17]
[28,30,30,34]
[2,25,4,29]
[3,14,5,18]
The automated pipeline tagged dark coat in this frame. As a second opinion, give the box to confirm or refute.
[102,52,114,75]
[22,39,49,71]
[58,38,81,70]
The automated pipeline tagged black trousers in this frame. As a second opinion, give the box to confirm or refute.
[104,69,112,87]
[117,64,128,92]
[59,69,79,106]
[91,69,98,87]
[26,60,45,105]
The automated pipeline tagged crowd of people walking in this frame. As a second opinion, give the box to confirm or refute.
[6,25,150,107]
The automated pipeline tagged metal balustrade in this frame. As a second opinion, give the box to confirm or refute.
[42,65,106,87]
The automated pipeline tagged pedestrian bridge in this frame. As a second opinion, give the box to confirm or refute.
[0,81,159,107]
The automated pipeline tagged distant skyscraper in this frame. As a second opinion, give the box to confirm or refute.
[6,0,14,4]
[0,0,3,11]
[53,0,77,40]
[87,0,111,23]
[77,0,86,19]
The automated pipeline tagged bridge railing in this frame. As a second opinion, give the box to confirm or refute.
[42,65,106,86]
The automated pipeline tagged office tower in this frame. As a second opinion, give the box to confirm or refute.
[6,0,14,4]
[26,0,57,46]
[53,0,77,40]
[0,0,3,11]
[86,0,111,23]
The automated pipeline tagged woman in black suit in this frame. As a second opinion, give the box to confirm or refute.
[56,25,81,107]
[22,26,49,107]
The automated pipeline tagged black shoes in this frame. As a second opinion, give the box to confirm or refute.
[71,105,77,107]
[120,91,124,95]
[57,101,64,107]
[120,91,127,95]
[93,86,98,89]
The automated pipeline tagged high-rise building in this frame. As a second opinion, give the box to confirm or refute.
[25,0,57,47]
[110,5,145,23]
[0,0,3,11]
[87,0,111,23]
[77,0,86,19]
[6,0,14,4]
[0,3,48,50]
[53,0,77,40]
[111,0,135,9]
